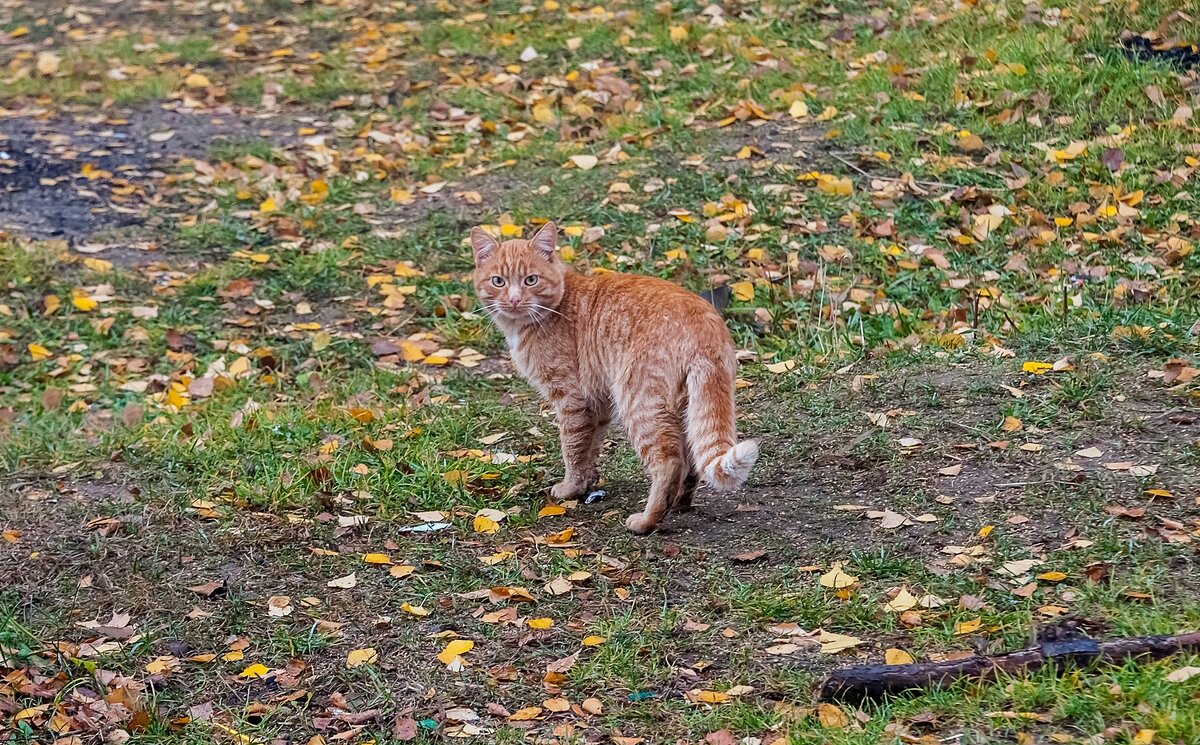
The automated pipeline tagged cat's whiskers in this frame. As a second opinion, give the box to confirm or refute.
[528,302,569,321]
[476,304,503,322]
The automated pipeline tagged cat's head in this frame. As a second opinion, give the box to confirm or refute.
[470,221,566,324]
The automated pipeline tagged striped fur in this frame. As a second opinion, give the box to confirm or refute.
[471,222,758,534]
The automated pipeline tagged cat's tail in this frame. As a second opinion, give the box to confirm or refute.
[685,357,759,491]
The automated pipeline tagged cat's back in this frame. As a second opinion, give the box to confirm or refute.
[568,270,731,349]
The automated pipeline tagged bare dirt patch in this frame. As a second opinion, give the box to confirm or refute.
[0,105,291,242]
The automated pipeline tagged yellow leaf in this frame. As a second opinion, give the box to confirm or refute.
[28,343,51,361]
[222,650,244,662]
[185,72,212,88]
[390,565,416,579]
[311,330,332,352]
[145,656,177,675]
[474,515,500,534]
[239,663,269,679]
[258,197,277,212]
[817,703,849,729]
[508,706,543,721]
[43,294,61,315]
[72,295,98,312]
[538,504,566,518]
[1001,416,1023,432]
[363,553,391,565]
[955,617,982,635]
[730,281,754,302]
[480,551,513,566]
[346,647,378,668]
[401,602,429,616]
[693,690,729,704]
[527,617,554,629]
[819,563,859,589]
[1022,361,1053,375]
[166,385,188,409]
[582,635,606,646]
[669,25,688,42]
[789,99,809,118]
[398,340,426,362]
[816,174,852,196]
[423,354,449,366]
[819,630,864,653]
[978,524,994,538]
[1132,730,1156,745]
[83,258,113,272]
[437,639,474,665]
[1037,571,1068,582]
[885,648,914,665]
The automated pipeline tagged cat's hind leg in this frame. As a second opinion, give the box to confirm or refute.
[623,408,687,534]
[672,470,699,513]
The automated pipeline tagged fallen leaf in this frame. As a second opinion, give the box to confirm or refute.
[188,580,225,597]
[392,717,419,741]
[1166,666,1200,683]
[819,563,859,589]
[568,154,598,170]
[819,630,864,653]
[883,587,918,613]
[267,596,293,618]
[438,639,474,666]
[347,648,378,668]
[817,702,850,728]
[327,573,358,589]
[954,617,982,635]
[885,648,914,665]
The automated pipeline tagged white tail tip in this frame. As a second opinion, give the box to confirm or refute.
[702,440,759,490]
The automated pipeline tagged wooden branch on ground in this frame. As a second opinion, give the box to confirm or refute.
[819,630,1200,702]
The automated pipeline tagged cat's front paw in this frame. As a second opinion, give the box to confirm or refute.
[551,480,587,500]
[624,512,659,535]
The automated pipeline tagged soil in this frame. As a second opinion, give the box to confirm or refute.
[0,105,290,241]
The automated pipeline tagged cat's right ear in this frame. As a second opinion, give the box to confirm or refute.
[470,227,498,264]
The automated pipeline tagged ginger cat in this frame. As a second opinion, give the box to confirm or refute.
[471,221,759,533]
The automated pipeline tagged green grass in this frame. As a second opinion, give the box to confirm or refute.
[3,0,1200,742]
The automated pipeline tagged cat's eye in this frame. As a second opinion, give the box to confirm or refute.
[523,275,539,286]
[490,276,505,287]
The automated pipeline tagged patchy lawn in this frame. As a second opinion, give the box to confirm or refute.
[3,0,1200,744]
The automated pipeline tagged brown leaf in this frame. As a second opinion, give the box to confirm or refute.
[731,549,767,562]
[122,404,144,427]
[392,717,418,741]
[42,388,64,411]
[187,580,225,597]
[1101,147,1124,172]
[705,730,737,745]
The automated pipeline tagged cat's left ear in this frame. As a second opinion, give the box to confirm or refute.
[529,221,557,260]
[470,227,498,264]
